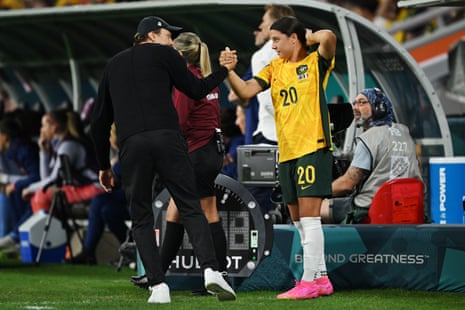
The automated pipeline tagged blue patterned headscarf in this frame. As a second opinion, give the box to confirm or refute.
[359,88,393,127]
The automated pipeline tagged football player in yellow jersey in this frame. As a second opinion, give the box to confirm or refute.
[220,16,336,300]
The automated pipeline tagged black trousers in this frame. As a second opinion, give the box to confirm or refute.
[120,129,218,286]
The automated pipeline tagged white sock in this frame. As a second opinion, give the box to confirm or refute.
[300,217,324,282]
[318,250,328,279]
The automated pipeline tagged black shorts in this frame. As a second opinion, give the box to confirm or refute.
[189,135,223,197]
[279,148,333,204]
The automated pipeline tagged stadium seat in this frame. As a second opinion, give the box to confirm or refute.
[364,178,424,224]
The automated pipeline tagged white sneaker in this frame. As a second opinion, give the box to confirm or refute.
[204,268,236,301]
[148,282,171,303]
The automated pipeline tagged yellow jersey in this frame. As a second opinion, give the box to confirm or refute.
[255,51,335,162]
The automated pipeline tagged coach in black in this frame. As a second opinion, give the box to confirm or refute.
[90,16,236,304]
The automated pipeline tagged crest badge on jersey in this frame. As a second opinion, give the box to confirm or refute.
[296,64,308,80]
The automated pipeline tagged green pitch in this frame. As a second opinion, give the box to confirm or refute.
[1,257,464,310]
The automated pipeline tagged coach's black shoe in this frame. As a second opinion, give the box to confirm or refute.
[191,288,214,296]
[131,274,149,289]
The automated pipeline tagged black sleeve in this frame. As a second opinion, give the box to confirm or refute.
[166,48,228,100]
[254,76,269,90]
[90,68,113,171]
[318,51,332,73]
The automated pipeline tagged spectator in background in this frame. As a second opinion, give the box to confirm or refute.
[328,0,378,22]
[220,107,244,180]
[0,0,24,10]
[327,0,429,43]
[23,0,50,8]
[72,123,130,265]
[373,0,399,29]
[160,32,229,289]
[320,88,423,224]
[0,154,12,238]
[235,105,246,136]
[22,109,103,213]
[0,89,16,118]
[55,0,114,6]
[0,117,40,254]
[228,65,257,145]
[373,0,427,42]
[227,29,262,146]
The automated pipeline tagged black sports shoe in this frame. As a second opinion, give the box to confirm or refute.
[190,288,214,296]
[68,251,96,265]
[130,275,149,289]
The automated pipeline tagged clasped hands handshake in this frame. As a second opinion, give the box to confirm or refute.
[219,47,237,71]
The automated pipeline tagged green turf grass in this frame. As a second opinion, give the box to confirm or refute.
[1,256,464,310]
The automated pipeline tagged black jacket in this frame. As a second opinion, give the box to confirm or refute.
[90,43,228,170]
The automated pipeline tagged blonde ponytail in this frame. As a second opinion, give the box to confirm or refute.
[174,32,212,77]
[199,41,212,77]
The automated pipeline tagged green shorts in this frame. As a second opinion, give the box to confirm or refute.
[278,149,333,204]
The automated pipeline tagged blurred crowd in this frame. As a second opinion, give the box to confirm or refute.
[2,0,464,44]
[327,0,465,43]
[0,0,115,9]
[0,85,130,263]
